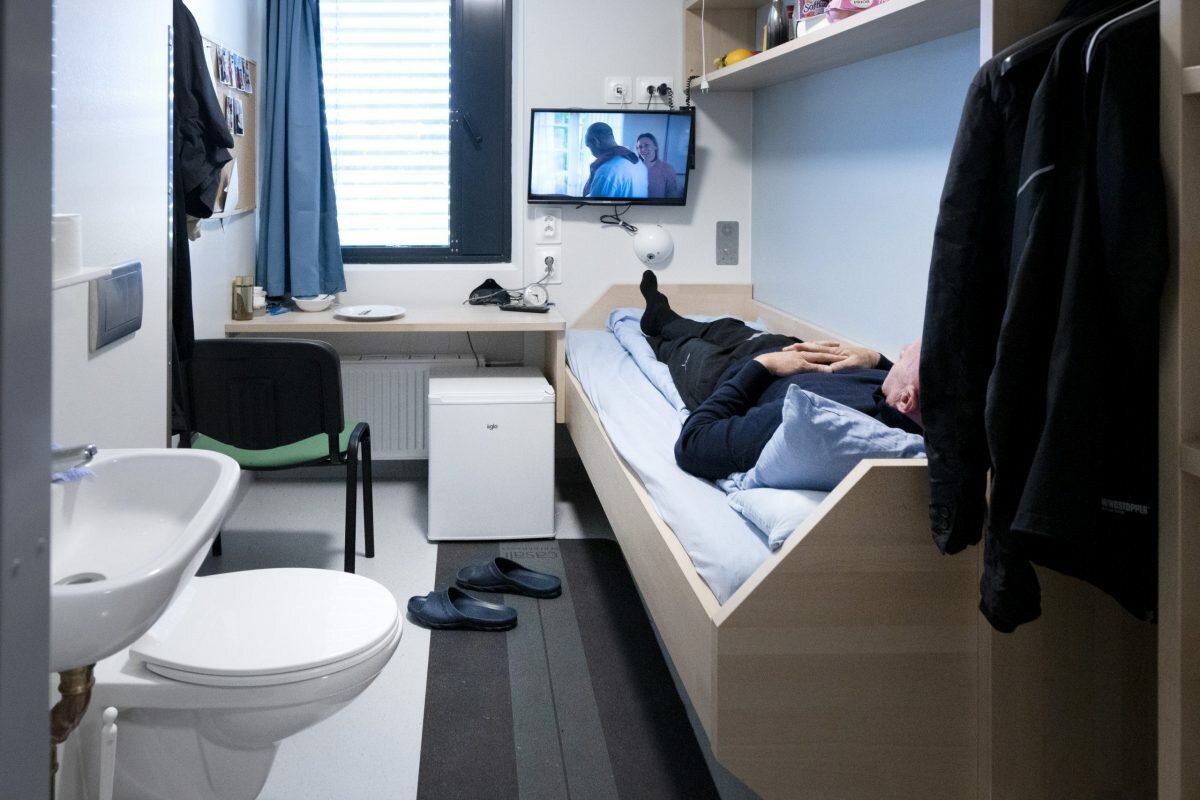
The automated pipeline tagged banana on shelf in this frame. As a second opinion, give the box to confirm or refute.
[713,48,757,68]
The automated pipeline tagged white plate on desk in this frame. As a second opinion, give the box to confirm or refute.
[334,304,406,321]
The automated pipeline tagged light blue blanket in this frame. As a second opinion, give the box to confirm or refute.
[604,309,825,552]
[568,318,829,603]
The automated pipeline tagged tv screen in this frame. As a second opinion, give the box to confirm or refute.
[527,108,694,206]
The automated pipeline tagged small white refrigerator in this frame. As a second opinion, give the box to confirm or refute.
[427,367,556,540]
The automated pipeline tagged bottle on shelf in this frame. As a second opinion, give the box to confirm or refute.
[766,0,791,49]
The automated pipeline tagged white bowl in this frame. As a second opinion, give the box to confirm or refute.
[293,294,334,312]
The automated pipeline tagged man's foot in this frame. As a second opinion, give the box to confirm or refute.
[639,270,679,336]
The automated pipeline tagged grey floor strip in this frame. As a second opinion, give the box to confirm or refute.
[502,541,620,800]
[506,590,570,800]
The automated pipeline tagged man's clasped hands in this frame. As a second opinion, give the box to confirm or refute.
[753,341,883,378]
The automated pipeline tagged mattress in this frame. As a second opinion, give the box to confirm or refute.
[567,316,828,603]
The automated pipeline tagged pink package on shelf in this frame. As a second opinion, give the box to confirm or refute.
[826,0,887,22]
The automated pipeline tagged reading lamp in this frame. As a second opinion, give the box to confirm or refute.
[633,225,674,267]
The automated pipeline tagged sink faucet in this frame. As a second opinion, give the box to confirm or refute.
[52,444,97,479]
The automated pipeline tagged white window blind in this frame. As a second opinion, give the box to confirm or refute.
[320,0,450,248]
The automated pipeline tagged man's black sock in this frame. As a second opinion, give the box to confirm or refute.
[639,270,679,336]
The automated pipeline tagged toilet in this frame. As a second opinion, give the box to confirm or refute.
[68,568,402,800]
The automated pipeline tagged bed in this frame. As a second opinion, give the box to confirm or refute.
[560,283,1155,800]
[563,284,980,798]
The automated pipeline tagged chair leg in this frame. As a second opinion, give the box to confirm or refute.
[211,531,222,558]
[344,443,358,574]
[362,427,374,559]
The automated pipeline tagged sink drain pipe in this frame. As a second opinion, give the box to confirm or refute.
[49,665,94,800]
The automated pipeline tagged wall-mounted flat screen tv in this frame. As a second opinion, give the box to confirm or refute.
[527,108,694,206]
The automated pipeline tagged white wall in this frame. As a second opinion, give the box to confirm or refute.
[337,0,754,324]
[51,0,171,448]
[185,0,264,340]
[750,31,978,355]
[50,0,259,448]
[49,0,751,436]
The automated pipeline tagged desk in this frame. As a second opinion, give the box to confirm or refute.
[225,305,568,422]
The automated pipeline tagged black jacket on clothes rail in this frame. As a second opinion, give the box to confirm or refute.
[171,0,233,432]
[172,0,233,363]
[921,1,1164,631]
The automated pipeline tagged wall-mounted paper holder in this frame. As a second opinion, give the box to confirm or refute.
[52,264,116,291]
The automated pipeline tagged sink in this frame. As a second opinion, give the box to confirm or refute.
[49,448,241,672]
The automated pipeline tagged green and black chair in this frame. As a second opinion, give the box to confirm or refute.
[182,338,374,573]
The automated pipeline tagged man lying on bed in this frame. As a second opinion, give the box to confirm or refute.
[638,270,923,480]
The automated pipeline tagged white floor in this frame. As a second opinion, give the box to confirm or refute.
[58,465,751,799]
[198,468,613,800]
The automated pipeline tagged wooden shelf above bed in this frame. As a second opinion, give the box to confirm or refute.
[683,0,980,91]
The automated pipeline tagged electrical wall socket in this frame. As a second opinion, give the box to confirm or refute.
[534,207,561,244]
[605,76,632,104]
[637,76,674,102]
[535,246,563,284]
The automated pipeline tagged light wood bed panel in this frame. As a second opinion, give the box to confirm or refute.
[563,370,720,735]
[565,284,1153,799]
[567,285,980,797]
[564,366,979,798]
[716,462,979,798]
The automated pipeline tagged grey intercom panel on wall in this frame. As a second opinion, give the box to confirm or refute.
[89,261,143,352]
[716,221,739,265]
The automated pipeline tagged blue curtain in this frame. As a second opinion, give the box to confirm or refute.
[257,0,345,297]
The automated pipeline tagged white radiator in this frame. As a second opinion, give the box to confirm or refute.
[341,354,482,460]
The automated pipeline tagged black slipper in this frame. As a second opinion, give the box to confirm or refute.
[456,557,562,599]
[406,587,518,631]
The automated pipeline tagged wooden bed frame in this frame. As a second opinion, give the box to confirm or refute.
[564,284,1155,799]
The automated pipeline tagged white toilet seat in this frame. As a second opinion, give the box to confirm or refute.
[130,568,400,688]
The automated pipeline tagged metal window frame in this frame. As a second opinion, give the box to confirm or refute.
[331,0,512,264]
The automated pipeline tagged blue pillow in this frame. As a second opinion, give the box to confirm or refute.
[740,385,925,491]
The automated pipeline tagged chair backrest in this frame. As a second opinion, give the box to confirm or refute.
[186,338,344,455]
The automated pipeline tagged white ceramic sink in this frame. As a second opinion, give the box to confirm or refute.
[49,448,241,672]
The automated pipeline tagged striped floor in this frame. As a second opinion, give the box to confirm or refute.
[418,539,720,800]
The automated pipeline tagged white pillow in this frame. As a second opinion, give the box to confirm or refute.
[725,487,827,551]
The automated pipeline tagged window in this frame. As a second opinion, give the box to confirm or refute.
[320,0,511,263]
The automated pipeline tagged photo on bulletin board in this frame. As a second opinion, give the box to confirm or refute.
[218,47,231,85]
[233,96,244,136]
[204,37,256,216]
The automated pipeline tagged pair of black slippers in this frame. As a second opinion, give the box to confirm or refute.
[407,557,562,632]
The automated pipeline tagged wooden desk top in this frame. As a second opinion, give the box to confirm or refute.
[225,304,566,334]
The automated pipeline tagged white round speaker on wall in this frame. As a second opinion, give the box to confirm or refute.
[633,225,674,267]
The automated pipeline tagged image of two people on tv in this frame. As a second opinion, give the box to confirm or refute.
[529,112,690,200]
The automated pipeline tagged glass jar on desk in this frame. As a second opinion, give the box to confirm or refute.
[231,276,254,321]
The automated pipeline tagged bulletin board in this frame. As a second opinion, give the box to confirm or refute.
[202,38,257,216]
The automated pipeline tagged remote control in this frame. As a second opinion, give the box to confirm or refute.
[499,303,550,313]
